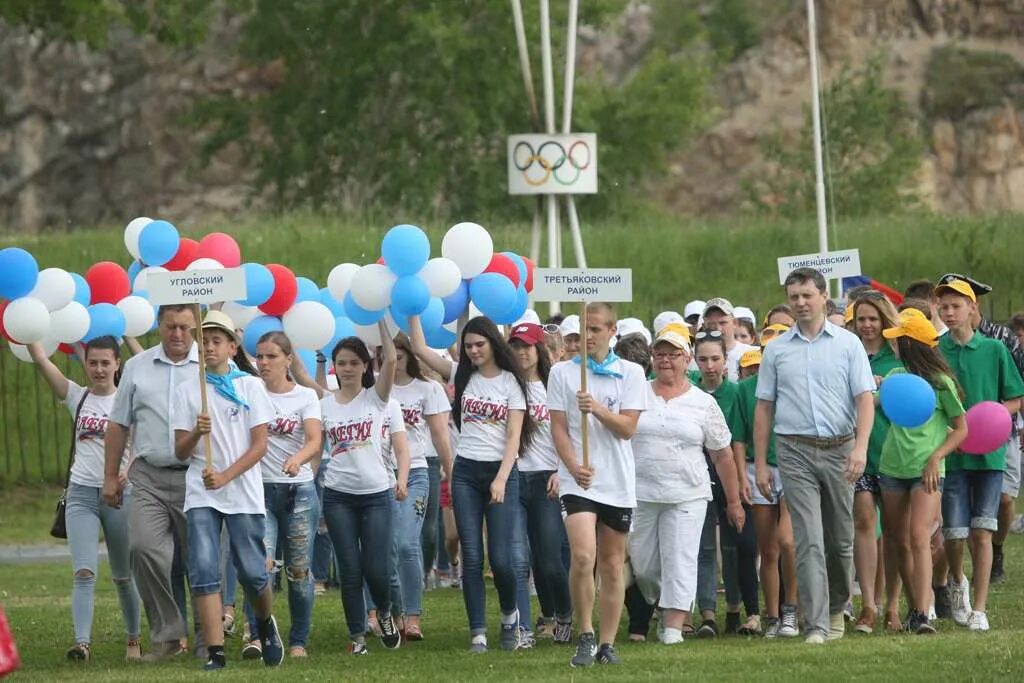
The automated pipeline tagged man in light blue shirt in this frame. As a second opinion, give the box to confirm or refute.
[753,267,875,644]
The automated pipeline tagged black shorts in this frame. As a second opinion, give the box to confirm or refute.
[560,494,633,533]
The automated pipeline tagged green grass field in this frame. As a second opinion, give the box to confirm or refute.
[3,211,1022,485]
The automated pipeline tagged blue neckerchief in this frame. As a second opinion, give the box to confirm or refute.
[206,366,251,409]
[572,350,624,379]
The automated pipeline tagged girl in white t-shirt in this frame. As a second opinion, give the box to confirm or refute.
[28,336,141,663]
[318,324,405,654]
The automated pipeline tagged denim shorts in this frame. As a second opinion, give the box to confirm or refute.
[879,474,943,493]
[187,507,270,596]
[746,462,783,505]
[941,469,1002,540]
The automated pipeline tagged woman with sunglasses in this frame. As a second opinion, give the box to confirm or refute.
[691,329,758,636]
[852,292,902,632]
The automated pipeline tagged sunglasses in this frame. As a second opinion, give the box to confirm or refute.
[694,330,723,340]
[542,323,560,334]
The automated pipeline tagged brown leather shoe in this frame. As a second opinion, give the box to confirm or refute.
[855,606,877,634]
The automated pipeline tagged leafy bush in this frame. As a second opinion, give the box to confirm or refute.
[922,45,1024,121]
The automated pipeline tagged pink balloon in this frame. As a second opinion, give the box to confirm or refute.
[960,401,1013,455]
[196,232,241,268]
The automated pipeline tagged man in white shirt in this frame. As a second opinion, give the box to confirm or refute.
[702,298,756,382]
[549,302,648,668]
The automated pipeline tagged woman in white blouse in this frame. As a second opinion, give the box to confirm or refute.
[628,326,745,645]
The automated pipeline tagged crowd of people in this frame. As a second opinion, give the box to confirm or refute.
[35,266,1024,669]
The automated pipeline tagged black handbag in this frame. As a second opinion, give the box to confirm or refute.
[50,390,90,539]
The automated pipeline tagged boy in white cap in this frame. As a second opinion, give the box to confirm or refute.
[702,298,756,382]
[560,315,582,360]
[683,301,705,338]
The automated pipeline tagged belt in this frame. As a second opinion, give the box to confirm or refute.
[779,433,854,448]
[166,465,189,471]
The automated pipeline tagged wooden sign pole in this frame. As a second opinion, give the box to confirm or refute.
[580,300,589,469]
[194,303,213,469]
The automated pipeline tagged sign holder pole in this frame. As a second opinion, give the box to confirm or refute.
[193,304,213,469]
[580,300,590,468]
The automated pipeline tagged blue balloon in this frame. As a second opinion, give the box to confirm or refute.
[390,297,444,334]
[296,349,317,377]
[441,280,470,324]
[138,220,180,267]
[343,292,386,325]
[493,286,529,325]
[243,315,284,357]
[241,263,274,306]
[84,303,126,342]
[0,247,39,299]
[424,324,457,350]
[127,260,144,285]
[294,277,320,303]
[321,316,357,356]
[880,373,937,428]
[320,287,346,317]
[391,275,430,316]
[382,224,430,277]
[470,273,517,320]
[501,252,528,287]
[70,272,91,306]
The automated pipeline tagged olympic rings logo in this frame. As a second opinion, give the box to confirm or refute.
[512,139,592,186]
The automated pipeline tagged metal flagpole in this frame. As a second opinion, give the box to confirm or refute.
[807,0,831,296]
[562,0,587,268]
[539,0,560,312]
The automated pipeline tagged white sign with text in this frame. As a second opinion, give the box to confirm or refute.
[532,268,632,302]
[777,249,861,285]
[147,268,247,305]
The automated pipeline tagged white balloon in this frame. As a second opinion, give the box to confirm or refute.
[187,258,225,271]
[349,264,396,311]
[50,302,91,343]
[441,222,493,278]
[354,322,382,347]
[221,301,262,330]
[133,265,168,294]
[327,263,361,303]
[117,296,157,337]
[468,302,483,320]
[28,268,76,312]
[124,217,153,260]
[8,331,59,362]
[3,297,50,344]
[419,257,462,298]
[283,301,336,350]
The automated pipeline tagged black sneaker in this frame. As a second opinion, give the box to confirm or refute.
[570,632,596,668]
[203,657,226,671]
[913,611,936,635]
[933,584,952,619]
[595,643,620,665]
[696,619,718,638]
[724,612,741,635]
[258,616,284,667]
[378,611,402,650]
[500,611,521,651]
[991,546,1005,583]
[553,619,573,644]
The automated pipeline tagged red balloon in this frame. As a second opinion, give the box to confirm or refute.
[0,300,12,342]
[259,264,298,316]
[86,262,130,304]
[164,238,200,271]
[484,254,521,288]
[58,343,76,355]
[376,257,387,266]
[522,257,536,293]
[197,232,241,268]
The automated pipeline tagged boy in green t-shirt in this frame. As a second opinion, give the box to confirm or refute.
[935,280,1024,633]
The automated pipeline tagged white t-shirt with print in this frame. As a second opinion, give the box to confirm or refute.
[632,383,731,504]
[64,381,128,488]
[380,398,407,486]
[321,388,396,495]
[456,369,527,463]
[520,381,558,472]
[261,385,320,484]
[548,357,649,509]
[391,378,450,470]
[172,374,274,515]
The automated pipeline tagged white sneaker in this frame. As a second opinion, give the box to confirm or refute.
[659,627,683,645]
[827,612,845,641]
[805,632,826,645]
[967,611,989,632]
[951,575,972,626]
[927,603,937,621]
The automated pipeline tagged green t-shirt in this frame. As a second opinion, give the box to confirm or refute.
[733,375,777,466]
[866,344,903,475]
[939,331,1024,471]
[697,377,741,432]
[879,370,964,479]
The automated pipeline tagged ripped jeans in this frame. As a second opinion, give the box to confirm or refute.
[245,480,319,647]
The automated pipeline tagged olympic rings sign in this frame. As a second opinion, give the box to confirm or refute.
[507,133,597,195]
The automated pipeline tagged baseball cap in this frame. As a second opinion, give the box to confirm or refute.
[559,314,581,337]
[739,349,762,368]
[509,322,544,346]
[653,310,684,335]
[654,325,691,353]
[513,308,541,327]
[760,323,790,345]
[733,306,756,323]
[883,308,939,347]
[934,278,976,303]
[660,322,692,341]
[938,273,992,297]
[703,297,735,317]
[844,305,854,324]
[201,310,239,343]
[684,300,705,322]
[617,318,652,346]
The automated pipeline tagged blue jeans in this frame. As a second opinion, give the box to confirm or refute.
[696,501,718,613]
[323,488,394,638]
[245,481,319,647]
[422,458,442,575]
[452,456,520,634]
[516,470,572,624]
[186,508,269,598]
[364,490,404,615]
[66,483,141,644]
[312,461,338,585]
[942,469,1002,539]
[221,532,238,607]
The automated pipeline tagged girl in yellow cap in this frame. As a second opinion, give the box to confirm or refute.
[878,308,967,634]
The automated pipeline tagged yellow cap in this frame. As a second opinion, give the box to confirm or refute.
[760,323,790,345]
[934,278,976,303]
[654,324,691,353]
[660,322,691,340]
[739,349,762,368]
[882,308,939,347]
[844,305,854,324]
